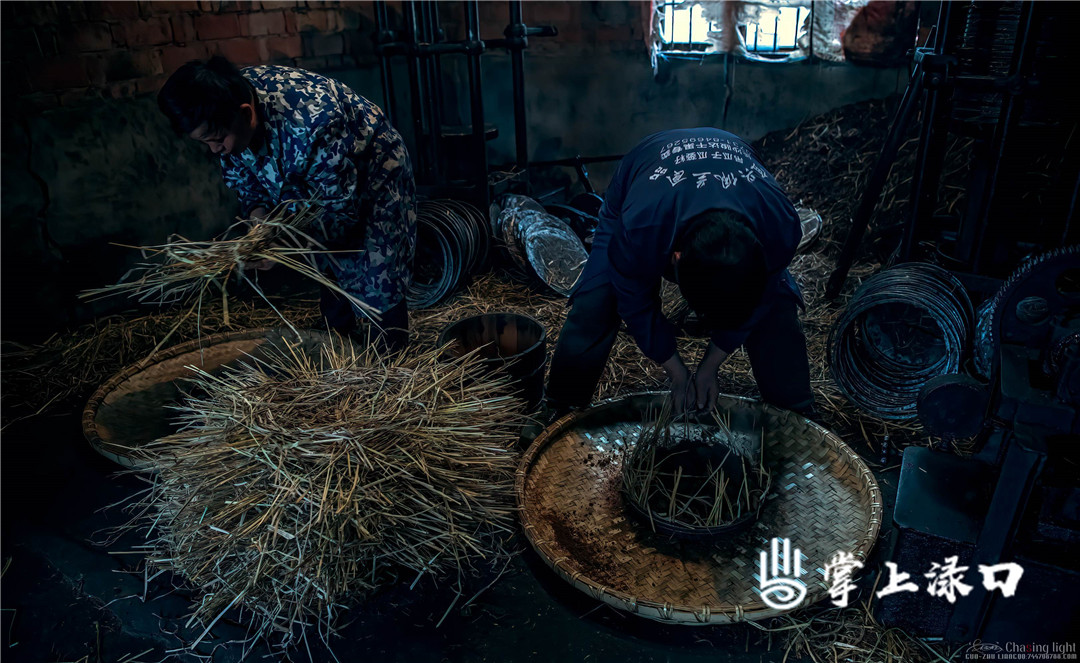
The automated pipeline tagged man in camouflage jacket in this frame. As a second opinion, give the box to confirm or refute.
[158,57,416,349]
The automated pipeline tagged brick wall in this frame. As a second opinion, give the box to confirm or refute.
[2,0,379,112]
[3,0,651,113]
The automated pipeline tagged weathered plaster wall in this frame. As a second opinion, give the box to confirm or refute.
[2,99,238,338]
[478,48,904,184]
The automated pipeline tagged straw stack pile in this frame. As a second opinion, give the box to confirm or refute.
[122,338,526,652]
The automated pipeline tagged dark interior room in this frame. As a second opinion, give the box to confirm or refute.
[2,1,1078,661]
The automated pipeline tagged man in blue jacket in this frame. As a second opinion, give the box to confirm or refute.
[546,128,813,415]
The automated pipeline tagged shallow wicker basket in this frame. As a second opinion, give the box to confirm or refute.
[516,392,882,624]
[82,328,340,469]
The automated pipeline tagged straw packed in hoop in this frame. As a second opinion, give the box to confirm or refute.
[622,402,771,537]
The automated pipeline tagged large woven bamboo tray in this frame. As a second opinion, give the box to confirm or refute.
[516,393,882,624]
[82,328,339,469]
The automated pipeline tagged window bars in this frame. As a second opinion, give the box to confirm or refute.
[656,1,812,58]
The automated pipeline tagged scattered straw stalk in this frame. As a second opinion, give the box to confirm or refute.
[1,298,320,425]
[117,338,526,654]
[750,596,956,663]
[79,201,378,330]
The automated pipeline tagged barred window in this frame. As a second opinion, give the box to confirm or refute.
[656,1,811,59]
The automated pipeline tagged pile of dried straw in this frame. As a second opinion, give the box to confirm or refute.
[118,338,525,653]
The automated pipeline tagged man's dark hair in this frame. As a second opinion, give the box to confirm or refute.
[157,56,251,135]
[676,209,769,331]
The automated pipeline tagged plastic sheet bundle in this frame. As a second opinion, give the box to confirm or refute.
[829,263,973,419]
[407,199,490,309]
[795,204,823,254]
[494,195,588,297]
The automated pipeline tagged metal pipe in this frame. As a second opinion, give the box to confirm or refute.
[420,0,443,179]
[373,1,397,127]
[970,1,1036,273]
[411,41,477,55]
[509,0,528,170]
[465,0,488,208]
[826,65,925,299]
[404,1,431,183]
[528,154,625,168]
[900,0,954,262]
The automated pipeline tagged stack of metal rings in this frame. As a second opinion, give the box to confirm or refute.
[829,262,974,419]
[407,199,490,308]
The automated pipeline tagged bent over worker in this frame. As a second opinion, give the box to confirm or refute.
[158,56,416,350]
[546,128,813,415]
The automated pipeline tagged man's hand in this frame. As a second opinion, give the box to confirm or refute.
[693,341,730,413]
[693,370,719,413]
[241,207,275,271]
[662,353,695,414]
[247,206,270,224]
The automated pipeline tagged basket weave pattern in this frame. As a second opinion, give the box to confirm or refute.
[516,393,882,624]
[82,328,335,468]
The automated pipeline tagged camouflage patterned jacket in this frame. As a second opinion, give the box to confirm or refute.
[220,65,416,314]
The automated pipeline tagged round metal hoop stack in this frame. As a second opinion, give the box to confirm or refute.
[82,328,339,469]
[516,392,882,624]
[829,262,973,419]
[408,199,490,308]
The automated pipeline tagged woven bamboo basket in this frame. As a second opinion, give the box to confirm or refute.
[515,392,882,624]
[82,328,340,469]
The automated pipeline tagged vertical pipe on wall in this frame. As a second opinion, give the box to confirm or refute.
[404,1,431,183]
[420,1,443,179]
[899,2,954,262]
[429,2,445,120]
[373,1,397,128]
[509,0,528,170]
[465,0,488,207]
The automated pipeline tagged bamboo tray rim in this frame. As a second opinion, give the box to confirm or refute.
[81,327,327,469]
[514,392,883,624]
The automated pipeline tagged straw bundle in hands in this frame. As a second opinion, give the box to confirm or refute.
[80,201,378,327]
[122,337,526,653]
